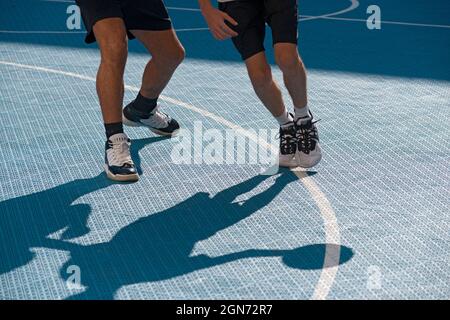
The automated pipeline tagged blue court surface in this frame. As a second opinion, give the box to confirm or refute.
[0,0,449,300]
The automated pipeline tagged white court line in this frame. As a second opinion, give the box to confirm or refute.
[166,6,202,12]
[35,0,450,29]
[42,0,203,12]
[301,14,450,29]
[42,0,357,19]
[0,60,341,300]
[5,0,448,33]
[298,0,359,22]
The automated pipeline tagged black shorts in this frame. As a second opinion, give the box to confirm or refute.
[219,0,298,60]
[75,0,172,44]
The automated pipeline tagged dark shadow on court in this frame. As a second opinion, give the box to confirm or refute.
[46,171,352,300]
[0,137,164,276]
[0,136,353,299]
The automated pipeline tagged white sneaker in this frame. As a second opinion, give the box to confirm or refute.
[294,113,322,168]
[278,121,297,167]
[123,102,180,136]
[104,133,139,182]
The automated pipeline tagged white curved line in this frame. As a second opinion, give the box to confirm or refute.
[299,0,359,22]
[6,0,448,33]
[41,0,359,21]
[293,169,341,300]
[41,0,202,11]
[301,15,450,29]
[166,6,201,12]
[0,60,341,300]
[175,28,209,32]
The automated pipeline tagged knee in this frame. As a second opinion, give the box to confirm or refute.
[275,50,302,73]
[249,67,273,90]
[154,43,185,68]
[99,37,128,67]
[172,44,186,66]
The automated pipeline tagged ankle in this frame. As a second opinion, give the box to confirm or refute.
[275,110,294,126]
[294,104,310,121]
[105,122,124,139]
[130,92,158,116]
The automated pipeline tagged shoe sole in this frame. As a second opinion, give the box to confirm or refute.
[122,114,179,137]
[104,164,139,182]
[295,153,322,168]
[279,158,298,168]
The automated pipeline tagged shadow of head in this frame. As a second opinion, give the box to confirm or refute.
[282,244,354,270]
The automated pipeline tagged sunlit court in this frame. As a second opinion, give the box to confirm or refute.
[0,0,449,301]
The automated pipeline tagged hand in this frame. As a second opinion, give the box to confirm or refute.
[202,6,238,40]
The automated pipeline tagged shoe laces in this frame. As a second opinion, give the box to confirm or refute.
[108,137,133,167]
[277,124,296,155]
[296,119,320,154]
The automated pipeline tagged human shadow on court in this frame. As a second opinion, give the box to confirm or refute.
[0,136,166,275]
[0,136,353,299]
[40,170,353,300]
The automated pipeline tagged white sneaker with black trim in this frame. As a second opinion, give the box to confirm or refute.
[122,102,180,137]
[104,133,139,182]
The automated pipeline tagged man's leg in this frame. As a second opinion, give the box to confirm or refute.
[215,0,296,166]
[274,43,308,118]
[245,52,289,121]
[132,29,185,99]
[266,0,321,168]
[122,29,184,136]
[245,52,296,167]
[93,18,128,131]
[93,18,138,181]
[274,43,322,168]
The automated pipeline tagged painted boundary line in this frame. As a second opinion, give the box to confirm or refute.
[1,0,445,33]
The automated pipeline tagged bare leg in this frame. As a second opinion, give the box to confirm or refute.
[130,29,185,99]
[274,43,308,109]
[275,43,322,168]
[245,52,286,118]
[92,18,128,124]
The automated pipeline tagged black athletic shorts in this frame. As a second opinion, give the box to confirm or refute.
[219,0,298,60]
[75,0,172,44]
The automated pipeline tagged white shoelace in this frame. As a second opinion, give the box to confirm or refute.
[109,137,133,166]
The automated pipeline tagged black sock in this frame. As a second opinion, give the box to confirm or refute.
[105,122,124,139]
[131,92,158,118]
